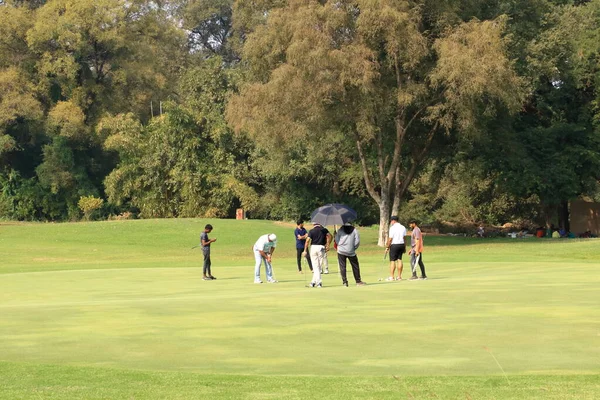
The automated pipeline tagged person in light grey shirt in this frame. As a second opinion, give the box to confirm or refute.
[334,223,366,287]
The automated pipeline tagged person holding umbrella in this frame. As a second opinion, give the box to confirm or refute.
[335,222,366,287]
[306,204,358,288]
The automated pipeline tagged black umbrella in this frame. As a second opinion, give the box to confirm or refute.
[310,204,357,226]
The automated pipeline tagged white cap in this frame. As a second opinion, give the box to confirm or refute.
[268,234,277,242]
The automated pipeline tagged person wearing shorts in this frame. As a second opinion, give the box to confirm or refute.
[386,216,407,280]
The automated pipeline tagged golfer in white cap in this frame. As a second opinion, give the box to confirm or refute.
[252,233,278,283]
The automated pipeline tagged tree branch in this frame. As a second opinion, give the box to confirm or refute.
[386,116,406,183]
[396,121,439,201]
[356,138,381,204]
[386,54,407,183]
[377,128,385,184]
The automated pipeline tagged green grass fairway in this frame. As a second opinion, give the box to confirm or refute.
[1,219,599,399]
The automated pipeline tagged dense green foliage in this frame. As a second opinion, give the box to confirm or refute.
[0,0,599,231]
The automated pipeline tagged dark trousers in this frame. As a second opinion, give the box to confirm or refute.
[411,252,426,277]
[203,248,212,276]
[296,248,313,271]
[337,254,361,284]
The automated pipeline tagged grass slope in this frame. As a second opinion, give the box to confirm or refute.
[1,219,599,398]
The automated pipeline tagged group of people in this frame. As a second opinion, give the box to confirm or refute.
[386,217,427,281]
[198,216,428,286]
[294,220,365,287]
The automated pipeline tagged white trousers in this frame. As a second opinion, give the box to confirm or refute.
[310,245,325,284]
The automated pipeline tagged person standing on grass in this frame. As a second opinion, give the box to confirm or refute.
[294,220,313,273]
[408,220,427,280]
[386,216,407,281]
[303,223,331,288]
[253,233,278,283]
[201,224,217,281]
[335,222,366,287]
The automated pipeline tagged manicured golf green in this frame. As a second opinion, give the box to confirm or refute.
[1,219,599,399]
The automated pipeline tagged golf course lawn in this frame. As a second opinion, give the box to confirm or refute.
[1,219,599,399]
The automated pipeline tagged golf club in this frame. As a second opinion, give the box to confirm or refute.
[267,254,276,282]
[378,249,389,281]
[302,255,308,287]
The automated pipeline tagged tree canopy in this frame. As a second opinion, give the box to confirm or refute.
[0,0,599,237]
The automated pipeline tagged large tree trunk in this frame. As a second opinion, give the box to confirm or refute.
[378,193,391,247]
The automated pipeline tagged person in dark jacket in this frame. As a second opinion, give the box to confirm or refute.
[334,223,366,287]
[294,220,313,273]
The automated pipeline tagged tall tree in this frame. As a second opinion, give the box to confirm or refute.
[2,0,189,219]
[102,105,246,218]
[179,0,236,61]
[103,57,257,218]
[513,0,600,228]
[228,0,525,245]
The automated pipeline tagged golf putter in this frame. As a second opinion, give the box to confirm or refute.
[378,249,389,281]
[302,255,308,287]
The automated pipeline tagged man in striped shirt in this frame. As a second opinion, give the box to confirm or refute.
[409,220,427,280]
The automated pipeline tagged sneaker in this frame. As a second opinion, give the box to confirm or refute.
[267,279,278,283]
[298,270,303,274]
[309,282,316,288]
[343,282,348,287]
[320,270,324,274]
[385,277,395,281]
[395,277,403,281]
[254,280,263,284]
[317,283,323,288]
[324,270,329,274]
[202,277,211,281]
[356,281,367,286]
[409,275,419,280]
[420,276,428,280]
[208,276,217,280]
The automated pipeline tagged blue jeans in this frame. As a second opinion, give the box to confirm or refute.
[254,250,273,282]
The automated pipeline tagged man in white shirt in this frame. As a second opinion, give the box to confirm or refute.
[253,233,277,283]
[385,216,407,281]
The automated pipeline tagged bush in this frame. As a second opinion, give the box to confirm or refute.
[78,196,104,221]
[108,212,134,221]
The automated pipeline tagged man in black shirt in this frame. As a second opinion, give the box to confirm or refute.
[303,223,332,288]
